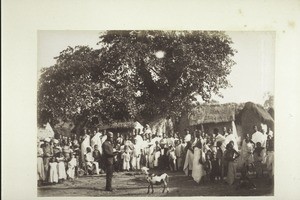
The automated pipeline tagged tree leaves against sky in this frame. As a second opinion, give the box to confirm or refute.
[38,30,236,128]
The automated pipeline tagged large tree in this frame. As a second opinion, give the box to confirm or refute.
[38,31,236,131]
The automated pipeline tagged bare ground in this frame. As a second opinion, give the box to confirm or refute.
[38,170,273,197]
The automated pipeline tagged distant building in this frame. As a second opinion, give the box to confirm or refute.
[97,121,144,136]
[178,102,274,144]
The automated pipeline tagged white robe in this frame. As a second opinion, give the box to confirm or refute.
[153,147,161,167]
[192,147,205,183]
[49,162,58,183]
[241,140,254,165]
[148,145,155,168]
[57,157,67,179]
[183,149,194,176]
[81,135,91,163]
[214,134,226,152]
[67,157,77,179]
[131,144,141,170]
[224,134,239,151]
[91,132,103,153]
[135,135,143,146]
[252,131,267,148]
[184,134,191,142]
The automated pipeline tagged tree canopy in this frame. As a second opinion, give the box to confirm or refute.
[38,31,236,131]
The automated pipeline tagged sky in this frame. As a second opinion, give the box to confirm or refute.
[38,31,275,105]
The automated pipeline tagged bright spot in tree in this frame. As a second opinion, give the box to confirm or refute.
[155,50,165,59]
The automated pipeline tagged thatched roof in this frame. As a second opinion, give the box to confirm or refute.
[238,102,274,125]
[268,107,274,119]
[188,103,244,126]
[188,101,274,127]
[97,121,143,130]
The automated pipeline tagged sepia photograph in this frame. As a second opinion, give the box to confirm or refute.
[37,30,275,197]
[3,0,300,199]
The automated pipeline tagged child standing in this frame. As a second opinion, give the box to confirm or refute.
[67,153,77,180]
[253,142,265,178]
[204,150,212,182]
[122,145,131,171]
[48,157,58,184]
[215,141,223,181]
[57,152,67,183]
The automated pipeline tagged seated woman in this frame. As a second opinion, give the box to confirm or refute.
[84,147,100,175]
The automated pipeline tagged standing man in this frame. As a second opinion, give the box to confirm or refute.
[224,128,238,151]
[213,128,226,150]
[184,130,191,143]
[251,125,267,148]
[42,137,53,183]
[131,138,141,170]
[81,129,90,164]
[102,132,115,191]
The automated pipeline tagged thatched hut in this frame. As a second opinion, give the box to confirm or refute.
[235,102,274,138]
[97,121,144,136]
[187,103,244,136]
[181,102,274,141]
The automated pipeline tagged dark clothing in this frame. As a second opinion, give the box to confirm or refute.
[237,176,256,189]
[210,159,219,181]
[102,140,114,190]
[43,144,53,157]
[93,150,101,162]
[102,140,114,165]
[216,147,223,179]
[224,149,239,162]
[53,147,61,157]
[266,137,274,151]
[43,144,53,182]
[93,150,102,170]
[105,164,113,190]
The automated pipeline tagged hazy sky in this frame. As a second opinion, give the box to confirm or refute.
[38,31,275,105]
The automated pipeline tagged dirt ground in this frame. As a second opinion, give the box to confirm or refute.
[38,170,273,197]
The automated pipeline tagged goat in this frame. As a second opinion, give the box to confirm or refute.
[141,167,170,194]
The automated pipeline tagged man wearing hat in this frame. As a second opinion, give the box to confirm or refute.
[102,132,116,191]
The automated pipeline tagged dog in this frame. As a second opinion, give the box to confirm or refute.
[141,167,170,194]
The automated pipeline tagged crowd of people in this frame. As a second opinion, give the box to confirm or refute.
[37,124,274,189]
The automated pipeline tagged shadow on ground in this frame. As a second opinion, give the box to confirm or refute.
[38,170,273,197]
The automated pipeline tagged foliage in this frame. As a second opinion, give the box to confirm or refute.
[38,31,236,130]
[263,92,274,110]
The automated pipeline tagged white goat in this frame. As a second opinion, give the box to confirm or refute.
[141,167,170,194]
